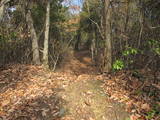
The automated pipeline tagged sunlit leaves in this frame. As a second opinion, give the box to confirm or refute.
[154,47,160,55]
[146,109,157,120]
[122,47,138,56]
[147,39,160,55]
[113,60,124,71]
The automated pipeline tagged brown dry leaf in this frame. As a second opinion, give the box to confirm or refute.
[89,117,95,120]
[0,111,6,116]
[130,114,141,120]
[141,103,150,111]
[126,101,134,112]
[84,99,92,106]
[1,99,10,106]
[0,62,159,120]
[103,69,160,120]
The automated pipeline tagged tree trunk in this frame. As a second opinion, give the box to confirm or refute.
[0,0,10,21]
[26,10,41,65]
[138,0,144,48]
[91,27,96,62]
[43,0,50,67]
[0,4,5,21]
[103,0,112,72]
[75,29,81,51]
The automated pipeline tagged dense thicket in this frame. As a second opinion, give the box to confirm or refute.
[0,0,160,71]
[0,0,74,69]
[75,0,160,73]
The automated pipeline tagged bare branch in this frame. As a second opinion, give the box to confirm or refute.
[88,17,104,39]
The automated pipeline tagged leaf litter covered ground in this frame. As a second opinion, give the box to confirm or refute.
[0,51,159,120]
[104,70,160,120]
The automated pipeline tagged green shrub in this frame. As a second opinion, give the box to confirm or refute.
[113,60,125,71]
[122,47,138,56]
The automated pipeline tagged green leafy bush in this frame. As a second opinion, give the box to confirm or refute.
[146,110,156,120]
[145,104,160,120]
[113,60,124,70]
[121,47,139,69]
[122,47,138,56]
[153,47,160,55]
[147,39,160,55]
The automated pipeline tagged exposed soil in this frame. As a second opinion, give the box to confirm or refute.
[0,50,129,120]
[55,50,129,120]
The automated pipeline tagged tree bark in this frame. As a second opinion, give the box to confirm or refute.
[0,0,10,6]
[103,0,112,72]
[0,0,10,21]
[26,10,41,65]
[75,29,81,51]
[43,0,50,67]
[138,0,144,48]
[0,4,4,21]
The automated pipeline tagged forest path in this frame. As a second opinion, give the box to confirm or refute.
[0,50,129,120]
[56,50,129,120]
[59,50,98,75]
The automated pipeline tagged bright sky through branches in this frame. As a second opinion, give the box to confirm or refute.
[62,0,83,14]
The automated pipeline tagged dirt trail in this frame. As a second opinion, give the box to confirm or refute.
[59,50,97,75]
[56,50,129,120]
[0,50,129,120]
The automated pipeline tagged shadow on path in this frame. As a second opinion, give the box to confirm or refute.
[60,50,97,75]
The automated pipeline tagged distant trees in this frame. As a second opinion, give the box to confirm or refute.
[77,0,113,72]
[0,0,159,72]
[77,0,160,72]
[0,0,72,69]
